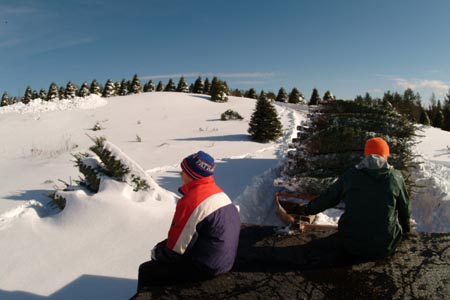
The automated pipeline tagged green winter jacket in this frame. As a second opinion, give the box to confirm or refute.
[305,155,411,259]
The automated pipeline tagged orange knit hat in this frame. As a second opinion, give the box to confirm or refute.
[364,137,390,158]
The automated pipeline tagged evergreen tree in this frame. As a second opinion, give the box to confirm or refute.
[434,109,444,129]
[176,76,189,93]
[245,88,258,99]
[210,79,229,102]
[308,88,321,105]
[79,82,91,97]
[164,79,176,92]
[39,88,47,100]
[323,90,336,103]
[288,87,304,104]
[248,92,283,143]
[143,80,155,92]
[1,91,11,106]
[192,76,204,94]
[275,87,288,103]
[445,89,450,107]
[118,79,128,96]
[203,78,211,94]
[65,81,77,99]
[130,74,142,94]
[442,106,450,131]
[22,86,33,104]
[59,86,66,100]
[90,79,102,96]
[32,89,39,100]
[102,79,115,97]
[47,82,59,101]
[156,81,164,91]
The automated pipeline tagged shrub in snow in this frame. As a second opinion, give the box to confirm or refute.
[210,79,229,103]
[221,109,243,121]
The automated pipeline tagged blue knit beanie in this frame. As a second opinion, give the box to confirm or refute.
[181,151,215,180]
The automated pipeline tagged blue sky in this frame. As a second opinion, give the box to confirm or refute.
[1,0,449,104]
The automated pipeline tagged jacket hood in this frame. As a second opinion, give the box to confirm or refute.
[355,154,392,180]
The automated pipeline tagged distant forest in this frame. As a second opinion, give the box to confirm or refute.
[2,74,450,132]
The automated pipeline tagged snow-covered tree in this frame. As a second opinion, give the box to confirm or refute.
[102,79,115,97]
[322,90,336,103]
[22,86,33,104]
[248,92,283,143]
[65,81,77,99]
[47,82,59,101]
[164,79,176,92]
[1,91,12,106]
[156,81,164,91]
[130,74,142,94]
[143,80,155,92]
[288,88,305,104]
[79,82,91,98]
[192,76,204,94]
[118,79,128,96]
[176,76,189,93]
[210,79,229,102]
[90,79,102,96]
[39,88,47,100]
[276,87,288,103]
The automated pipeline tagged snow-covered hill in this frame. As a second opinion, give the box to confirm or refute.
[0,93,449,300]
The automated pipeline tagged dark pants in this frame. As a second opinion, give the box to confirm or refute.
[137,259,213,291]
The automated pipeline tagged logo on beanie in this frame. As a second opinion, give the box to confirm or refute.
[181,151,215,180]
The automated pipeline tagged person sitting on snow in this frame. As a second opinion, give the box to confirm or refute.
[283,137,411,260]
[136,150,241,290]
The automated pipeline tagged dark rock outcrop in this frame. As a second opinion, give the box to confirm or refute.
[133,225,450,300]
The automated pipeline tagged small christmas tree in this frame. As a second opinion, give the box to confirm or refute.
[22,86,33,104]
[248,92,283,142]
[288,88,305,104]
[210,79,229,102]
[192,76,204,94]
[164,79,176,92]
[276,88,288,103]
[176,76,189,93]
[47,82,59,101]
[90,79,102,96]
[130,74,142,94]
[102,80,115,97]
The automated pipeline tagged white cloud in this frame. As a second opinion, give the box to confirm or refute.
[388,76,449,95]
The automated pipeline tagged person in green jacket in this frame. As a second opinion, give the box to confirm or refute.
[285,137,411,260]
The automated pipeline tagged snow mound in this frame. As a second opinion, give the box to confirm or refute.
[0,94,107,115]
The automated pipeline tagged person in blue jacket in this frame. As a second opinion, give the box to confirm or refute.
[136,151,241,290]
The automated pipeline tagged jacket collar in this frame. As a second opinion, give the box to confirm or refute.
[179,176,215,195]
[355,154,391,170]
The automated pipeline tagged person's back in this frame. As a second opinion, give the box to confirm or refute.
[305,137,411,259]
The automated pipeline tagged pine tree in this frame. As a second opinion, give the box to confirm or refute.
[322,90,336,103]
[203,78,211,94]
[32,89,39,100]
[245,88,258,99]
[130,74,142,94]
[90,79,102,96]
[101,80,114,97]
[164,79,176,92]
[248,92,283,143]
[79,82,91,97]
[192,76,204,94]
[156,81,164,91]
[210,79,229,102]
[118,79,128,96]
[65,81,77,99]
[59,86,66,100]
[176,76,189,93]
[276,87,289,102]
[308,88,321,105]
[22,86,33,104]
[288,88,304,104]
[47,82,59,101]
[143,80,155,92]
[1,91,11,106]
[39,88,47,100]
[434,109,444,129]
